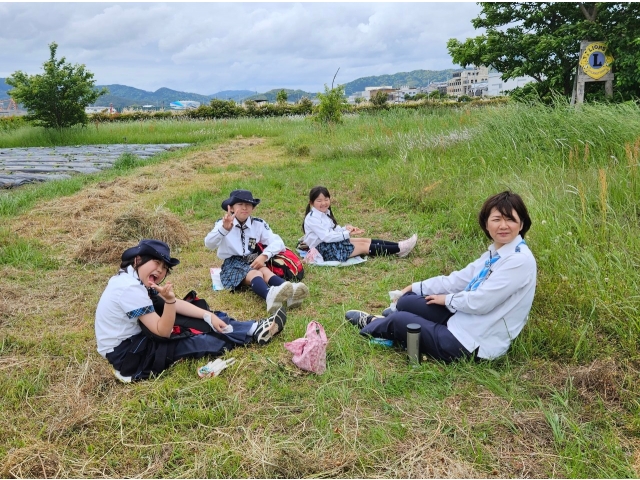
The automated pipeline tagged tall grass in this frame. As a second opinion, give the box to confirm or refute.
[0,116,294,148]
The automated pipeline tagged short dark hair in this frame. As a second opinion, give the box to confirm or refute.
[478,191,532,240]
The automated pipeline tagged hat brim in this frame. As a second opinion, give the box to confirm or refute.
[121,244,180,267]
[221,196,261,211]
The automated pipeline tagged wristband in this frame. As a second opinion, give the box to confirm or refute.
[165,300,177,304]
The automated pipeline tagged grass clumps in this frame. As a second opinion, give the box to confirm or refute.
[75,206,190,264]
[0,229,59,269]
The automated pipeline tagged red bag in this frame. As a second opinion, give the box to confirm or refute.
[256,243,304,281]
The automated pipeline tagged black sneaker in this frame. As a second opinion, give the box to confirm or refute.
[345,310,383,329]
[253,307,287,345]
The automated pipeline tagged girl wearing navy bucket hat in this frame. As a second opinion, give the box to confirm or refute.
[95,239,287,382]
[205,189,309,314]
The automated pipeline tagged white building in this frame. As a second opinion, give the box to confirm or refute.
[362,86,394,101]
[347,91,365,104]
[425,82,448,95]
[169,100,200,110]
[447,66,489,97]
[85,105,115,114]
[485,68,536,96]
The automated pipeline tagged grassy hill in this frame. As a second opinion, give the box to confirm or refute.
[92,85,253,110]
[244,88,317,103]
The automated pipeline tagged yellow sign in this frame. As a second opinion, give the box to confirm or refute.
[579,42,613,80]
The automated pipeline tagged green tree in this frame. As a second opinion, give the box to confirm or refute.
[276,89,288,105]
[313,84,346,125]
[371,90,389,107]
[7,42,107,129]
[447,3,640,100]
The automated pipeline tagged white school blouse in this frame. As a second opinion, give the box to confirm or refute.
[303,207,350,249]
[95,266,154,358]
[204,216,285,261]
[411,235,537,359]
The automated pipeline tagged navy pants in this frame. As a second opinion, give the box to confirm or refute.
[359,292,472,363]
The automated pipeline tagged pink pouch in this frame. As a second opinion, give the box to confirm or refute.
[284,321,327,374]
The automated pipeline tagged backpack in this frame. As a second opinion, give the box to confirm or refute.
[139,290,214,341]
[255,243,305,282]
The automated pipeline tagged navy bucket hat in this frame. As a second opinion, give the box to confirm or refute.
[221,189,261,211]
[121,239,180,267]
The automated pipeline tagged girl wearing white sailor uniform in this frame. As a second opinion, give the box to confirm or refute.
[95,239,287,381]
[346,191,537,362]
[205,190,309,314]
[302,186,418,262]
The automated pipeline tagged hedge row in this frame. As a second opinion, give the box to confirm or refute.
[0,97,511,129]
[0,115,29,132]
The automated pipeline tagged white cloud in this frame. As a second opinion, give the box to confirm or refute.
[0,2,483,94]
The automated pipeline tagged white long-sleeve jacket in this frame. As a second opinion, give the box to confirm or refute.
[204,216,285,261]
[303,207,350,249]
[412,235,537,359]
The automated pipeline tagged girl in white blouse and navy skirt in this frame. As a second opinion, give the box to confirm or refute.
[95,239,287,381]
[302,186,418,262]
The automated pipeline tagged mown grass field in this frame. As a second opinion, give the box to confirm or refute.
[0,102,639,478]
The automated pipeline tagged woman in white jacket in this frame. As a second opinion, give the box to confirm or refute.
[346,191,537,362]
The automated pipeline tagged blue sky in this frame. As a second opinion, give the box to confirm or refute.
[0,2,483,94]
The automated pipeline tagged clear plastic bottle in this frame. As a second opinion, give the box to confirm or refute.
[406,323,421,365]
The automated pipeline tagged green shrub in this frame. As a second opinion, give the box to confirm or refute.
[371,90,390,107]
[0,115,28,132]
[313,84,347,125]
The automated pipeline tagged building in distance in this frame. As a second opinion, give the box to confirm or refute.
[485,67,536,97]
[169,100,200,110]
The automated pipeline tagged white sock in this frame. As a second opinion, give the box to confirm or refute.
[248,322,258,336]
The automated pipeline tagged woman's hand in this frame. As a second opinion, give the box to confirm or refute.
[425,294,446,306]
[250,254,269,269]
[209,314,229,333]
[222,206,235,230]
[150,281,176,304]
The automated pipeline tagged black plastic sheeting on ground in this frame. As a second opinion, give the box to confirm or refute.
[0,143,190,188]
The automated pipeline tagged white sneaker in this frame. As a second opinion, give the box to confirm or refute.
[398,234,417,258]
[113,369,132,383]
[287,282,309,309]
[265,282,294,314]
[253,308,287,345]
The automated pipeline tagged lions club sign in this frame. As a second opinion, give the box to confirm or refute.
[579,42,613,80]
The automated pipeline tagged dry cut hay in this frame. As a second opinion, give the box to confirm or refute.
[1,441,63,478]
[74,205,191,264]
[570,358,622,402]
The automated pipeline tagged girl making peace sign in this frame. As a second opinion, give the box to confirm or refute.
[205,190,309,314]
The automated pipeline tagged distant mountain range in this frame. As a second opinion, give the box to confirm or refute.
[0,68,461,109]
[342,69,457,95]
